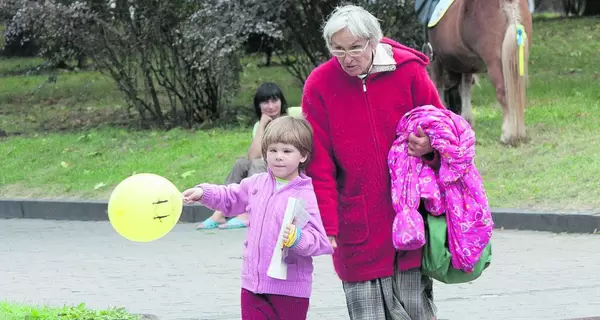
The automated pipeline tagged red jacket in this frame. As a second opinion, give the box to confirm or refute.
[302,37,445,282]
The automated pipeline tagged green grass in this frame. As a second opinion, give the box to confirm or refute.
[0,56,47,75]
[1,17,600,212]
[0,70,125,133]
[239,56,303,108]
[466,17,600,211]
[0,301,140,320]
[0,24,4,48]
[0,127,251,199]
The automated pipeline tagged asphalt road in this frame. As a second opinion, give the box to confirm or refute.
[1,219,599,320]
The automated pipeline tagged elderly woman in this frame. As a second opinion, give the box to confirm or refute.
[302,4,445,320]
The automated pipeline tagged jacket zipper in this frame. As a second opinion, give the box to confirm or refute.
[361,77,384,176]
[255,175,302,292]
[256,192,273,292]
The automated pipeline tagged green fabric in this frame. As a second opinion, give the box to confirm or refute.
[287,106,303,119]
[252,107,302,139]
[252,121,259,139]
[421,213,492,284]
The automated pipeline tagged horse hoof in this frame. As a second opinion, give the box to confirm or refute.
[500,135,527,147]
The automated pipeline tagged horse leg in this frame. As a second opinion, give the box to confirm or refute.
[428,56,448,106]
[445,86,462,116]
[459,73,475,127]
[485,61,513,143]
[528,0,535,12]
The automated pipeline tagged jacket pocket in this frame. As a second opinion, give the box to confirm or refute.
[337,195,369,245]
[284,255,306,281]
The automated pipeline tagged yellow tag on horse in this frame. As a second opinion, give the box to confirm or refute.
[428,0,456,28]
[516,24,527,76]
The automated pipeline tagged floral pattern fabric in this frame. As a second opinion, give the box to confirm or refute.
[387,105,494,272]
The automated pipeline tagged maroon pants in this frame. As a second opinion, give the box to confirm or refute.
[241,288,309,320]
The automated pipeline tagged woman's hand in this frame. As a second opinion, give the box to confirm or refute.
[182,187,204,204]
[328,236,337,250]
[260,114,273,127]
[408,126,434,157]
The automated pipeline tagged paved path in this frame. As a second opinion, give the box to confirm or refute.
[1,219,599,320]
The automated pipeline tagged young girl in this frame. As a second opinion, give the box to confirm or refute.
[196,82,290,230]
[196,82,301,230]
[182,116,333,320]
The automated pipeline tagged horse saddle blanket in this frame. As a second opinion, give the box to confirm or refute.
[415,0,455,28]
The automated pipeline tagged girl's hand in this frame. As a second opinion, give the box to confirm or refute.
[182,187,204,204]
[282,224,299,248]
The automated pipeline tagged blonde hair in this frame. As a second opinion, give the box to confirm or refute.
[261,116,313,168]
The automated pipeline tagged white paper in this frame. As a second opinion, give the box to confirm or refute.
[293,206,312,229]
[267,197,307,280]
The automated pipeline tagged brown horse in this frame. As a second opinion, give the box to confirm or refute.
[425,0,533,146]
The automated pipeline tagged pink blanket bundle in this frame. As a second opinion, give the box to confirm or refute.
[387,105,494,272]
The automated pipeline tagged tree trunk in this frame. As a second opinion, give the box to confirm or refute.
[265,46,273,67]
[77,53,87,69]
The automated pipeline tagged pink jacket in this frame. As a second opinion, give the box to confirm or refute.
[387,105,494,272]
[198,170,333,298]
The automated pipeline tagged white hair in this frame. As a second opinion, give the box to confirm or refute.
[322,5,383,50]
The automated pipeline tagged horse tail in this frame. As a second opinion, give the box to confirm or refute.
[501,0,529,144]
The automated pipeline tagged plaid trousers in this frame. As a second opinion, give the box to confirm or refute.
[342,268,436,320]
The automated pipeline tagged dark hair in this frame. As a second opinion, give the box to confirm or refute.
[253,82,288,120]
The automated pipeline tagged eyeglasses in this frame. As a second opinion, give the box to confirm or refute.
[330,42,369,58]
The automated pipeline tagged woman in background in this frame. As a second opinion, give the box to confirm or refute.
[196,82,290,230]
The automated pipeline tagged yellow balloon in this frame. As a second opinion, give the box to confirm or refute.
[108,173,183,242]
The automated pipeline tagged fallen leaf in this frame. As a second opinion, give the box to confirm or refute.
[181,170,196,178]
[85,151,102,157]
[94,182,107,190]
